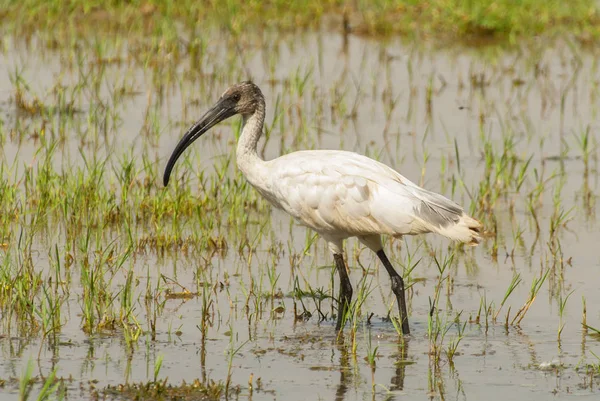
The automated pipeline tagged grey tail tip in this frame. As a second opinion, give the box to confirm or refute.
[467,216,484,246]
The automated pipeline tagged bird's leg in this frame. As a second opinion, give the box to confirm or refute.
[376,250,410,335]
[334,253,353,331]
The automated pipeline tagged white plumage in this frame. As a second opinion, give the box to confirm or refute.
[255,150,480,246]
[164,82,482,334]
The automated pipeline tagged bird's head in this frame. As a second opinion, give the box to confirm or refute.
[163,81,264,186]
[220,81,264,116]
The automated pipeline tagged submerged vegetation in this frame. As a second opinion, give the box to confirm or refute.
[0,0,599,399]
[1,0,600,42]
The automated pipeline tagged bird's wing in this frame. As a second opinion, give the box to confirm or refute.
[265,150,466,237]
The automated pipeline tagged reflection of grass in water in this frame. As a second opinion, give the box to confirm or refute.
[0,9,598,398]
[1,0,599,41]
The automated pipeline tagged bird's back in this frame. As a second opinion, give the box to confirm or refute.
[253,150,481,244]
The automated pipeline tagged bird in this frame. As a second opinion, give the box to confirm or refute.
[163,81,482,334]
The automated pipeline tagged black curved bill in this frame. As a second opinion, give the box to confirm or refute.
[163,98,236,186]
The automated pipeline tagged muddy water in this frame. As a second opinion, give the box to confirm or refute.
[1,28,599,400]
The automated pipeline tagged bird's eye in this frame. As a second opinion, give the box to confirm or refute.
[232,93,241,102]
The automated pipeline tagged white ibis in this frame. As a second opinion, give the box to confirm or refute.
[163,81,482,334]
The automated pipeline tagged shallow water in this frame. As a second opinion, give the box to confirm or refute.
[0,27,599,400]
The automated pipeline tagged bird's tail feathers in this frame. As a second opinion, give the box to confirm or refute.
[436,213,482,246]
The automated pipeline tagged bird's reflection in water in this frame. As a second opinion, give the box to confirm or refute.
[390,340,409,393]
[335,341,352,401]
[334,335,411,401]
